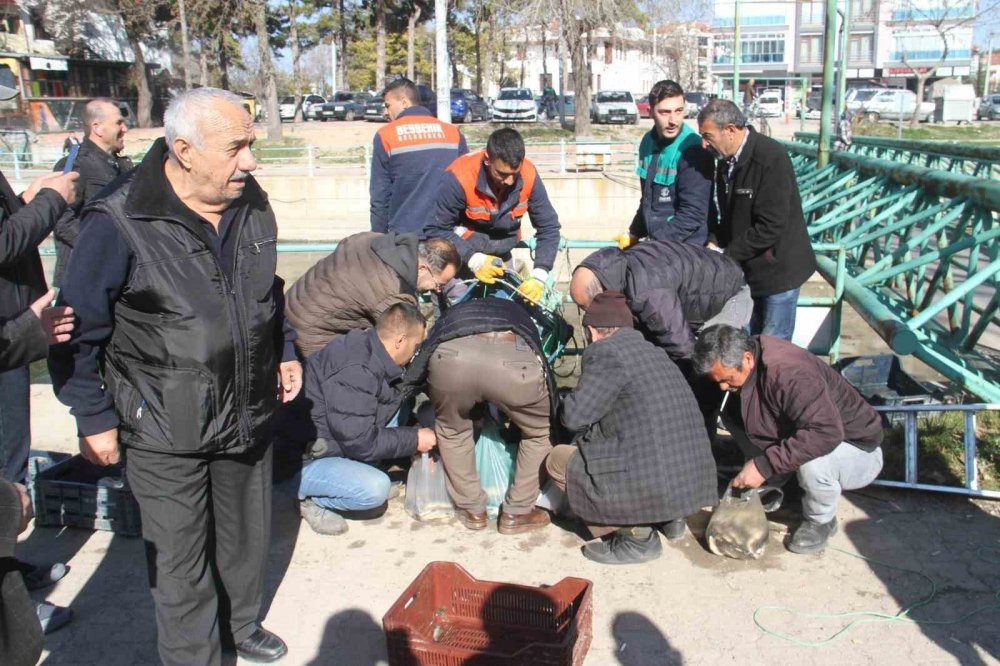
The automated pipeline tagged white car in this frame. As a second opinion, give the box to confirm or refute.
[754,93,783,117]
[278,94,326,122]
[492,88,538,123]
[591,90,639,124]
[859,89,934,122]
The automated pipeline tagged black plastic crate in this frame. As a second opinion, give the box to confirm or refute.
[835,354,939,423]
[29,454,141,537]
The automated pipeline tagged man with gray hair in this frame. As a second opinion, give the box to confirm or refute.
[51,87,299,664]
[52,98,133,285]
[697,99,817,341]
[693,325,883,555]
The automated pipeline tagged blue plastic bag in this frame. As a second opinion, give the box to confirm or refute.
[474,418,518,518]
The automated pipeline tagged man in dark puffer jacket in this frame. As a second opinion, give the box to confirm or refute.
[297,303,435,535]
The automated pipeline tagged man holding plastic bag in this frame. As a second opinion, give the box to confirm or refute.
[546,292,718,565]
[404,298,556,534]
[298,303,436,535]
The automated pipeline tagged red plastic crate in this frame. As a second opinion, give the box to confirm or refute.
[383,561,593,666]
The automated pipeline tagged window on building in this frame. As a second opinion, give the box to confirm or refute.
[851,0,875,21]
[714,32,784,64]
[849,34,874,64]
[799,35,822,64]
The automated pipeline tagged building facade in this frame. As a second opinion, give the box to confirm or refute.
[710,0,974,102]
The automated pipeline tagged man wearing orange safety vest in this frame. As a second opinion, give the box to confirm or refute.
[370,77,468,234]
[425,128,561,303]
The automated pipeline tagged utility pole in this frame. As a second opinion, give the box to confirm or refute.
[558,15,566,126]
[818,0,838,167]
[732,0,741,103]
[837,1,851,141]
[987,33,995,97]
[331,41,338,93]
[435,0,449,122]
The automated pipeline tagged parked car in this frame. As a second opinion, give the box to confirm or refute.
[450,88,489,123]
[977,94,1000,120]
[278,94,326,122]
[317,91,372,121]
[560,94,575,117]
[636,95,650,117]
[492,87,537,123]
[364,96,387,122]
[413,83,437,116]
[684,91,709,118]
[845,87,885,114]
[753,92,783,117]
[591,90,639,124]
[859,89,934,122]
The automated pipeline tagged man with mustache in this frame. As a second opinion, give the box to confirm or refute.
[697,99,817,341]
[613,80,715,250]
[52,98,133,286]
[51,88,299,665]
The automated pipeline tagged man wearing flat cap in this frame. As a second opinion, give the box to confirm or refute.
[547,292,717,565]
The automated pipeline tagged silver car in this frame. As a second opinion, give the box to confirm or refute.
[978,94,1000,120]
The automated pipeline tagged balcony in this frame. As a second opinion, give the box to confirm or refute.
[888,49,971,62]
[713,53,786,65]
[891,6,974,22]
[713,15,786,28]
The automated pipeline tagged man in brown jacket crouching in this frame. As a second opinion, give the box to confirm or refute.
[693,325,884,554]
[285,232,460,357]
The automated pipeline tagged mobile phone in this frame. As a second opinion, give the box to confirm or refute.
[51,287,60,307]
[63,142,80,174]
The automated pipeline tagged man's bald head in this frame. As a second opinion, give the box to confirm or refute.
[570,266,605,310]
[83,98,127,154]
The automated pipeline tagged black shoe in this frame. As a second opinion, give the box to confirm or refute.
[660,518,687,541]
[787,517,838,555]
[21,562,69,591]
[236,628,288,663]
[582,527,662,565]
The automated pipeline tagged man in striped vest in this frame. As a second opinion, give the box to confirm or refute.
[425,128,561,304]
[370,77,468,235]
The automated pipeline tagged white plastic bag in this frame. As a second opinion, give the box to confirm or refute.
[403,452,455,521]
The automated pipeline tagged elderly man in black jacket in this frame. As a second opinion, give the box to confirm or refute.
[698,99,817,341]
[547,292,717,564]
[298,303,435,535]
[52,98,133,286]
[694,325,883,554]
[51,88,299,665]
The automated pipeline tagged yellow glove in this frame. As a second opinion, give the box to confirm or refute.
[517,277,545,304]
[614,233,639,250]
[470,254,504,284]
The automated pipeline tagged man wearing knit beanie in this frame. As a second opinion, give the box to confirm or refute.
[546,292,718,564]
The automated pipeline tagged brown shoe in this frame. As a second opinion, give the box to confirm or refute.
[498,508,551,535]
[457,509,488,531]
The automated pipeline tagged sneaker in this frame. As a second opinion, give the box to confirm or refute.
[36,602,72,634]
[21,562,69,591]
[787,517,838,554]
[299,499,348,536]
[659,518,687,541]
[582,527,662,565]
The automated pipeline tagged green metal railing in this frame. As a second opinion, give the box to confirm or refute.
[781,139,1000,403]
[793,132,1000,180]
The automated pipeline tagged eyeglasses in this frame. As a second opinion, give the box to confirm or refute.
[419,264,448,290]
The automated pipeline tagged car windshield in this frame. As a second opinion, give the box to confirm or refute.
[280,97,294,105]
[333,93,353,102]
[852,89,881,102]
[992,95,1000,104]
[498,89,532,100]
[760,95,780,103]
[684,93,706,103]
[597,92,632,103]
[369,97,383,105]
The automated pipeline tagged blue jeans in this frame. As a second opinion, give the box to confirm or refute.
[297,403,410,512]
[750,287,799,341]
[0,365,30,483]
[297,456,392,512]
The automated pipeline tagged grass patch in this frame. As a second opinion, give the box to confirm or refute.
[855,120,1000,144]
[462,123,647,145]
[252,136,307,162]
[880,410,1000,490]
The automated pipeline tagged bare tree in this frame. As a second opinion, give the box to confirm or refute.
[407,5,423,80]
[375,0,387,92]
[248,0,283,139]
[894,0,1000,126]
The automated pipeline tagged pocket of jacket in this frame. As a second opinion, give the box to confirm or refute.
[123,363,219,452]
[240,236,278,300]
[583,453,628,476]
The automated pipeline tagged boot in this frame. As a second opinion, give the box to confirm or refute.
[787,517,838,554]
[582,527,662,565]
[299,499,348,536]
[659,518,687,541]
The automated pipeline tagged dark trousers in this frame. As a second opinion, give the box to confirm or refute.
[126,444,273,666]
[0,366,30,483]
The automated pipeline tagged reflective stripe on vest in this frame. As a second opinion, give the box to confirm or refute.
[446,150,537,226]
[378,116,463,157]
